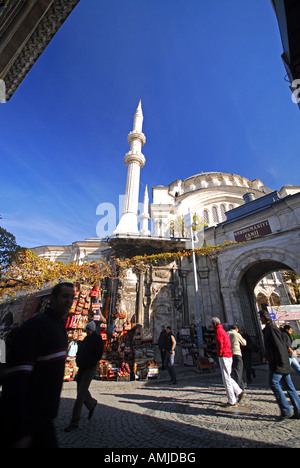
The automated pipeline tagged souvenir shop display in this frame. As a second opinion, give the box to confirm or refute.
[95,360,114,380]
[64,358,78,381]
[179,325,217,367]
[64,283,104,381]
[179,325,199,366]
[132,328,159,380]
[94,325,159,381]
[117,362,131,381]
[133,345,159,380]
[197,355,213,371]
[147,361,160,378]
[202,327,217,361]
[64,282,159,382]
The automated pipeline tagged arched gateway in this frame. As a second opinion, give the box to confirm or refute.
[217,245,300,357]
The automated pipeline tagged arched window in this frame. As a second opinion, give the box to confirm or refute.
[228,204,234,211]
[212,206,219,224]
[203,209,209,225]
[270,293,281,307]
[220,204,227,221]
[256,293,269,310]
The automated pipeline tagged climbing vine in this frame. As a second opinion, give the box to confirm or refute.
[116,240,238,273]
[0,240,238,301]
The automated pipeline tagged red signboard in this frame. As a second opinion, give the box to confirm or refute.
[234,220,272,242]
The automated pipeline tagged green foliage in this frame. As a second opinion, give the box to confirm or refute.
[0,226,23,272]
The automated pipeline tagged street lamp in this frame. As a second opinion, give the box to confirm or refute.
[184,209,204,357]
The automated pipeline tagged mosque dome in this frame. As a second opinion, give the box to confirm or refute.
[150,171,273,236]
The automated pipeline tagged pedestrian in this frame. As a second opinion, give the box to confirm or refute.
[0,282,75,448]
[281,325,300,377]
[212,317,245,407]
[158,325,167,370]
[164,325,177,385]
[228,324,247,390]
[259,310,300,420]
[64,321,104,432]
[241,330,257,384]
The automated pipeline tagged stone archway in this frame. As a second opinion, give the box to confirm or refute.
[220,246,300,358]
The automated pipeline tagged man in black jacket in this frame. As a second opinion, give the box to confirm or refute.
[0,282,75,448]
[158,325,167,370]
[281,325,300,377]
[65,321,103,431]
[259,310,300,420]
[164,326,177,385]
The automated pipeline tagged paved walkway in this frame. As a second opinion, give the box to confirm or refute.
[56,364,300,449]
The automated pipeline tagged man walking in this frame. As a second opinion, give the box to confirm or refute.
[164,326,177,385]
[281,325,300,377]
[228,324,247,390]
[212,317,245,407]
[65,321,103,431]
[158,325,167,370]
[259,310,300,420]
[0,282,75,448]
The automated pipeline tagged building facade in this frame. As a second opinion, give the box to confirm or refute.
[31,103,300,358]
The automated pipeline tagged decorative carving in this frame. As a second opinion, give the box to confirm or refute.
[4,0,80,100]
[152,268,171,281]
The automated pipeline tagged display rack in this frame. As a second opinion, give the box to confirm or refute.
[65,283,159,382]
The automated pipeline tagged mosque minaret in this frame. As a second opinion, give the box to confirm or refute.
[114,100,146,236]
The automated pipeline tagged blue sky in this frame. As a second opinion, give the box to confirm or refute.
[0,0,299,248]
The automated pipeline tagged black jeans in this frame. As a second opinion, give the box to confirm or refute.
[71,365,97,426]
[160,348,166,368]
[31,419,58,448]
[232,355,245,390]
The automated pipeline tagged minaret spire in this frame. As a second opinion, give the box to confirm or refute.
[133,100,143,132]
[139,184,150,236]
[114,101,146,235]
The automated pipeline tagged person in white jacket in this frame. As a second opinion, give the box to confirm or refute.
[228,324,247,391]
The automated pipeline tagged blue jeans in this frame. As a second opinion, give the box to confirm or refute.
[164,351,177,383]
[269,371,300,417]
[290,357,300,376]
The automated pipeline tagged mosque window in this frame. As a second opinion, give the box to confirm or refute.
[220,204,227,221]
[203,209,209,225]
[212,206,219,224]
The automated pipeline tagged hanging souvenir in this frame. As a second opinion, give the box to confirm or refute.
[119,310,127,319]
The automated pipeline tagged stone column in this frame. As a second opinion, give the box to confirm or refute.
[137,270,145,325]
[198,268,212,326]
[180,269,189,325]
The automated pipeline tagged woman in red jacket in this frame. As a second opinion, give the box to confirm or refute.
[212,317,245,407]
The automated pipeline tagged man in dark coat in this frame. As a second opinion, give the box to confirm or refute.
[65,321,103,431]
[158,325,167,370]
[259,310,300,420]
[164,326,177,385]
[281,325,300,376]
[0,282,75,448]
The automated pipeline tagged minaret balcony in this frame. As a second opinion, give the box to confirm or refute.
[127,130,146,146]
[124,151,146,168]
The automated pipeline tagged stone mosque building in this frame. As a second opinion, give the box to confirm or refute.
[32,102,300,356]
[0,1,299,362]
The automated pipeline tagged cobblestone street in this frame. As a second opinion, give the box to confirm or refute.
[55,364,300,449]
